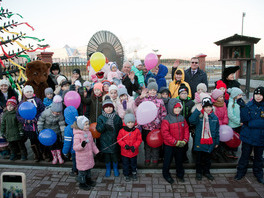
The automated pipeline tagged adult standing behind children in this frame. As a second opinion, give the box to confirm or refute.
[121,61,140,96]
[181,57,208,100]
[47,63,67,91]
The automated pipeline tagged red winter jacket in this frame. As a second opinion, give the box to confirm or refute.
[117,126,142,158]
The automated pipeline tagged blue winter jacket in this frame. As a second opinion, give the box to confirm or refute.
[240,100,264,146]
[62,106,78,154]
[189,109,220,153]
[155,64,168,91]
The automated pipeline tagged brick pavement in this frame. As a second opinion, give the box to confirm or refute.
[0,166,264,198]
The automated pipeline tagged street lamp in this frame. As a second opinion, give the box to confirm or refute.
[241,12,246,35]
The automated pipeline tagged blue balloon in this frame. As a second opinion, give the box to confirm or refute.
[38,129,57,146]
[18,102,37,120]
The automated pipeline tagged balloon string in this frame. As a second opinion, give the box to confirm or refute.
[98,132,130,153]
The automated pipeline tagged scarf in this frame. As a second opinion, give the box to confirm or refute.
[200,109,213,145]
[123,126,135,132]
[122,100,127,110]
[213,100,224,107]
[102,111,116,129]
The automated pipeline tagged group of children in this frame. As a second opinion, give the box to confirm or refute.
[0,61,263,190]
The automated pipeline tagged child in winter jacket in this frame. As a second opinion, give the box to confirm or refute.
[77,87,90,118]
[189,97,219,181]
[107,62,122,82]
[215,80,229,102]
[211,89,228,125]
[194,83,208,104]
[43,87,54,107]
[161,98,189,184]
[158,87,171,112]
[16,85,45,162]
[96,98,123,177]
[235,87,264,184]
[135,78,167,166]
[1,97,27,161]
[62,106,79,176]
[73,116,99,191]
[117,109,142,182]
[109,84,119,109]
[37,95,66,164]
[117,85,137,121]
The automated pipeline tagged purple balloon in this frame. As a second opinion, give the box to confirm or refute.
[136,101,158,125]
[64,91,81,109]
[219,125,233,142]
[144,53,158,70]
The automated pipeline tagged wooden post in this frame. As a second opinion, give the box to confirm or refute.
[255,54,260,75]
[221,60,226,79]
[245,60,251,99]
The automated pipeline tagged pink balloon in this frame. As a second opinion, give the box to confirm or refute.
[136,101,158,125]
[219,125,233,142]
[64,91,81,109]
[144,53,158,70]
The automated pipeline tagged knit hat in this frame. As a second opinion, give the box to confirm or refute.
[178,84,189,95]
[72,68,80,75]
[197,83,207,92]
[102,98,114,109]
[202,97,213,108]
[23,85,34,94]
[227,87,243,99]
[147,78,158,91]
[112,78,121,85]
[118,85,128,97]
[134,59,142,68]
[215,80,227,89]
[199,92,211,103]
[93,83,103,92]
[74,80,82,87]
[254,87,264,101]
[211,89,223,100]
[45,87,53,96]
[61,80,70,87]
[6,96,17,107]
[77,115,89,130]
[102,80,111,86]
[83,81,91,87]
[51,95,63,112]
[50,63,60,73]
[174,102,182,109]
[57,76,67,86]
[223,66,240,79]
[124,109,135,125]
[159,87,171,97]
[110,62,118,71]
[0,79,10,87]
[109,85,118,93]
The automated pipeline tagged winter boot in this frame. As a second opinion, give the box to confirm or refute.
[56,150,64,164]
[51,150,58,164]
[113,162,119,177]
[9,154,17,161]
[79,183,91,191]
[105,162,111,177]
[31,145,43,162]
[86,177,96,187]
[43,147,52,162]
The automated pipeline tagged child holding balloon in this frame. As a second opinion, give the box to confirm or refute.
[1,97,27,161]
[189,97,219,181]
[37,95,66,164]
[235,86,264,184]
[135,78,167,167]
[16,85,45,162]
[73,116,99,191]
[117,109,142,182]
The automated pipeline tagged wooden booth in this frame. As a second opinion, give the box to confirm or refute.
[214,34,261,98]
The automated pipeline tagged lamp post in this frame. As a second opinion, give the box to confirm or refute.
[241,12,246,35]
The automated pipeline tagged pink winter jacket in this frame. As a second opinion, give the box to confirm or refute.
[117,97,137,121]
[135,95,167,131]
[213,103,229,125]
[73,129,99,171]
[107,71,121,82]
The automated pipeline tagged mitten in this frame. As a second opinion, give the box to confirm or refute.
[125,145,131,150]
[81,141,87,148]
[131,146,135,153]
[237,98,246,107]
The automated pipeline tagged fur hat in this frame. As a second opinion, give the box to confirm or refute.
[51,95,63,112]
[74,80,82,87]
[83,81,91,87]
[72,68,80,75]
[93,83,103,92]
[134,60,142,68]
[118,85,128,97]
[147,78,158,91]
[102,98,114,109]
[202,97,213,108]
[23,85,34,94]
[215,80,227,89]
[6,96,17,107]
[124,109,135,125]
[109,85,118,93]
[254,86,264,98]
[227,87,243,99]
[197,83,207,92]
[211,89,223,100]
[0,79,10,87]
[223,66,240,79]
[45,87,53,96]
[178,84,189,95]
[77,115,89,130]
[57,76,67,86]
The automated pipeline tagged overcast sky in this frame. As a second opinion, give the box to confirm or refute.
[2,0,264,59]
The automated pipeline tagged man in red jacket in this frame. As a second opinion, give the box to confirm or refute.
[161,98,189,184]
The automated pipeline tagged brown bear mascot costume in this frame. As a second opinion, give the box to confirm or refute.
[25,60,51,100]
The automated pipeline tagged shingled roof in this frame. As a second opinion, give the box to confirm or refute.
[214,34,261,45]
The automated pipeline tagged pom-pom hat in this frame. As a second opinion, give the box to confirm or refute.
[51,95,63,112]
[6,96,17,107]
